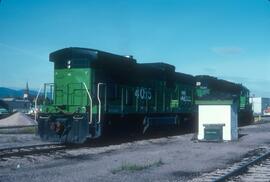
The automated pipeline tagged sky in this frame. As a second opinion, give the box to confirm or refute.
[0,0,270,97]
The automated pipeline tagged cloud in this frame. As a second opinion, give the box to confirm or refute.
[211,46,243,55]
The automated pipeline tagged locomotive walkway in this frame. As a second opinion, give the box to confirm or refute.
[1,120,270,182]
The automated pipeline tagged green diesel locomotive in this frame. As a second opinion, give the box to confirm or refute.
[37,47,252,143]
[38,47,195,143]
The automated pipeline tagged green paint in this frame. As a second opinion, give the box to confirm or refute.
[195,100,233,105]
[46,68,92,113]
[43,66,196,115]
[170,99,179,108]
[240,96,245,107]
[196,87,210,97]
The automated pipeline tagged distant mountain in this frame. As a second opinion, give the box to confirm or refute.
[0,87,21,98]
[0,87,38,98]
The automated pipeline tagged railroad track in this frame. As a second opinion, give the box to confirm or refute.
[229,157,270,182]
[0,129,191,160]
[189,147,270,182]
[0,144,67,159]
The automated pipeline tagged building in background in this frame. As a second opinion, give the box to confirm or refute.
[0,82,32,114]
[249,97,270,116]
[0,99,10,119]
[1,98,31,113]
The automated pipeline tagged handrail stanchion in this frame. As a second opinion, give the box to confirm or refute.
[83,82,93,124]
[34,85,43,122]
[97,83,105,124]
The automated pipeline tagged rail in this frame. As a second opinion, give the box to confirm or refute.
[0,125,36,129]
[0,144,66,158]
[213,150,270,182]
[190,147,270,182]
[83,82,93,124]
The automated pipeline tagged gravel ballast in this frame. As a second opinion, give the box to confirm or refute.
[0,112,37,127]
[1,122,270,182]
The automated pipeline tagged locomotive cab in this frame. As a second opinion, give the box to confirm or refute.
[38,48,104,143]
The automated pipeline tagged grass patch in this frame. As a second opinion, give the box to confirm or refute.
[111,158,164,174]
[21,126,36,133]
[0,126,36,134]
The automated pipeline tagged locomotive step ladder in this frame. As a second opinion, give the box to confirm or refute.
[83,82,106,138]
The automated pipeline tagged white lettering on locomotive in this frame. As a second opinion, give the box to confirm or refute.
[135,87,152,100]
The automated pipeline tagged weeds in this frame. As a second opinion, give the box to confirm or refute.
[0,126,36,134]
[111,158,164,174]
[21,127,36,134]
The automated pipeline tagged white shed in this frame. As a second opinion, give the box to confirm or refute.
[196,100,238,141]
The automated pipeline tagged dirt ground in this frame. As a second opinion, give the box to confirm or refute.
[0,133,51,149]
[1,121,270,182]
[0,112,37,127]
